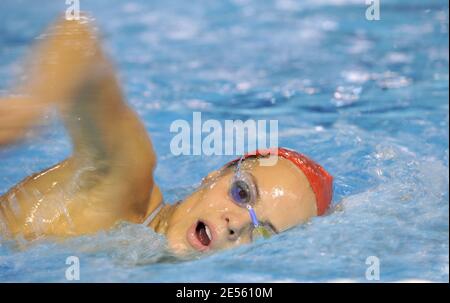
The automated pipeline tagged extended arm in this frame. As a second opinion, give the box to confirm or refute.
[0,16,162,238]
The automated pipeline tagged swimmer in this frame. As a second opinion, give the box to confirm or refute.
[0,16,333,255]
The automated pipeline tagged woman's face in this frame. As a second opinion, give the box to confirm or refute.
[165,157,318,255]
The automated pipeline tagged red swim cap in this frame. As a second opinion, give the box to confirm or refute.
[227,147,333,215]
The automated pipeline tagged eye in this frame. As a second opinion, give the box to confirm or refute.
[229,172,257,205]
[230,180,251,204]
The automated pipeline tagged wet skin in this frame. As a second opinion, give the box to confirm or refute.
[0,16,317,255]
[161,157,317,254]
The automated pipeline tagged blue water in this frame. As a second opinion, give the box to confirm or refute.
[0,0,448,282]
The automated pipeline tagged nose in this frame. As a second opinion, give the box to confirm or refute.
[222,212,250,241]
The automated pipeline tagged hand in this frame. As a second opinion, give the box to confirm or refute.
[0,97,50,146]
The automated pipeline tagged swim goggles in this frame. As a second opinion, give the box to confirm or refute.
[228,159,277,240]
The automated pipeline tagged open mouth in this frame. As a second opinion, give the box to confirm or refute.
[195,221,212,247]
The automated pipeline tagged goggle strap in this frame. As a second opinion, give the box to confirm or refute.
[247,205,259,227]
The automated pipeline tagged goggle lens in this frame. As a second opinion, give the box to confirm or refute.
[252,226,274,240]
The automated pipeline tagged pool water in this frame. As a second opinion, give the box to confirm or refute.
[0,0,448,282]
